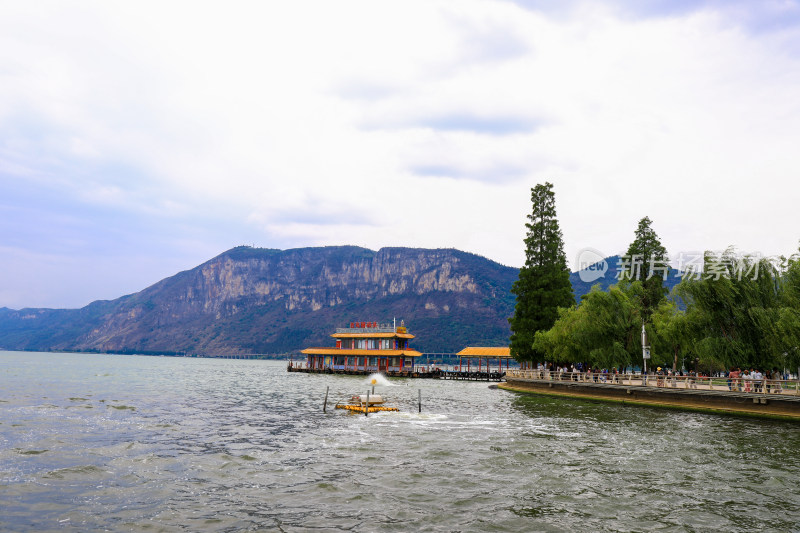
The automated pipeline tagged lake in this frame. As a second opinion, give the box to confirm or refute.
[1,351,799,531]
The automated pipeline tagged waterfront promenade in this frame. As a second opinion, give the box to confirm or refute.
[507,369,800,395]
[503,369,800,420]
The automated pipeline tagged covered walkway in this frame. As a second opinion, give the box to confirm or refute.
[455,347,514,374]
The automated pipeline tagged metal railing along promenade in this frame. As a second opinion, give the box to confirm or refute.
[506,370,800,396]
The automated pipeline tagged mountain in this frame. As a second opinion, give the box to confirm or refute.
[0,246,518,354]
[0,247,683,356]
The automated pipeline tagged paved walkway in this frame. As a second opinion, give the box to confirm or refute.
[506,370,800,398]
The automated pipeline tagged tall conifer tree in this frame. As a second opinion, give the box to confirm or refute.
[509,182,574,363]
[624,216,669,322]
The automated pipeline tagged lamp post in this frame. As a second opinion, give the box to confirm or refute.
[642,322,650,385]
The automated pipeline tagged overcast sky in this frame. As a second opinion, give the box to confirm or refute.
[2,0,799,309]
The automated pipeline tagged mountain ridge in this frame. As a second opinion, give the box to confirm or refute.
[0,246,518,354]
[0,246,676,355]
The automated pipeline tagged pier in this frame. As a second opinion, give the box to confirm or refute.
[287,363,506,381]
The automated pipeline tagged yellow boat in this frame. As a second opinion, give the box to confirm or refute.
[336,404,399,413]
[335,394,399,414]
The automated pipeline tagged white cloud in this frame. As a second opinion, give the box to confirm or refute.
[1,0,800,307]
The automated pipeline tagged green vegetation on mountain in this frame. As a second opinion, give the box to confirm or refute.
[0,246,518,354]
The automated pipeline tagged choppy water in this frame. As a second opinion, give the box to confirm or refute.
[1,351,799,532]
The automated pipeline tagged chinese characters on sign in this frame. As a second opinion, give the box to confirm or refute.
[616,254,670,281]
[616,252,770,281]
[576,248,792,283]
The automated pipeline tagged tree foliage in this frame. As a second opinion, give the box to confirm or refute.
[534,245,800,375]
[509,182,574,363]
[622,216,669,323]
[673,249,800,373]
[533,283,641,369]
[651,299,692,372]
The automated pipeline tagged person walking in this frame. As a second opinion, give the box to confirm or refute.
[753,369,763,393]
[772,369,783,394]
[729,368,741,392]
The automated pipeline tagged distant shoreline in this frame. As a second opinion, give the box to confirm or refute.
[0,349,295,360]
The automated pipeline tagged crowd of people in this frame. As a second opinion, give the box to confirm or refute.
[724,368,786,393]
[524,362,792,393]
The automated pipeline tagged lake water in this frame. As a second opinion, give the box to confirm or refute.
[1,351,799,532]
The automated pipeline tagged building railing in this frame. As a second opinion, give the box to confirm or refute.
[335,327,398,334]
[288,362,504,375]
[506,369,800,396]
[288,361,409,373]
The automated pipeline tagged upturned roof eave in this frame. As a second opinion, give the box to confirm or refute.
[301,348,422,357]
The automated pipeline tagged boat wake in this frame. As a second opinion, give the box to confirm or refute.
[365,373,394,387]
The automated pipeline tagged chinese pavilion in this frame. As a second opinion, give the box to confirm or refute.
[301,320,422,373]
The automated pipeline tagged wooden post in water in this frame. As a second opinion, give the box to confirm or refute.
[323,386,329,413]
[418,389,422,413]
[365,390,370,417]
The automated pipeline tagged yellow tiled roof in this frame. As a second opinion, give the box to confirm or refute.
[456,347,512,357]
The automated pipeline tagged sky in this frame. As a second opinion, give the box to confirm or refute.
[2,0,800,309]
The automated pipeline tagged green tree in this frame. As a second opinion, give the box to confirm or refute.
[534,240,800,375]
[509,182,574,364]
[675,249,783,371]
[778,250,800,374]
[621,216,669,324]
[533,305,583,364]
[534,282,644,370]
[651,299,693,372]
